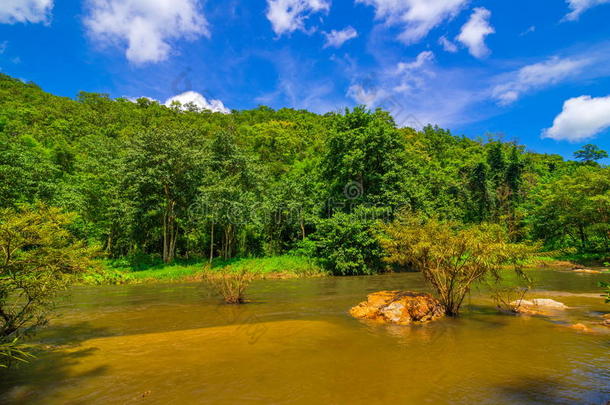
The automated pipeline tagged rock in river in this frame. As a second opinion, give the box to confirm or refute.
[573,269,602,274]
[350,291,444,325]
[511,298,568,314]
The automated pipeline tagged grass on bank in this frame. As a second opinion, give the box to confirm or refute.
[83,250,609,286]
[84,255,327,285]
[527,252,610,268]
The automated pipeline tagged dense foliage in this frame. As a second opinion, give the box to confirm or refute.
[0,204,97,352]
[377,213,535,315]
[0,73,608,275]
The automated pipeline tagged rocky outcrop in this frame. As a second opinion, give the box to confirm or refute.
[350,291,444,325]
[510,298,568,315]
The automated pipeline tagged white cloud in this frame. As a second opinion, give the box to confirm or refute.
[254,49,343,113]
[346,50,485,127]
[438,36,457,52]
[0,41,7,54]
[0,0,53,24]
[84,0,209,65]
[266,0,330,36]
[356,0,468,44]
[543,95,610,142]
[456,7,494,59]
[165,91,230,114]
[492,56,590,105]
[349,52,436,104]
[396,50,434,73]
[564,0,610,21]
[323,26,358,48]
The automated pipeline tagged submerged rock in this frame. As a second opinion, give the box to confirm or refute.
[510,298,568,315]
[573,269,602,274]
[350,291,444,325]
[568,323,593,333]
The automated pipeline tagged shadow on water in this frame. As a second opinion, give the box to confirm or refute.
[0,322,113,404]
[494,376,609,405]
[36,321,118,345]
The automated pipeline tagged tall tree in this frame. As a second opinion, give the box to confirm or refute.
[123,127,206,262]
[574,144,608,164]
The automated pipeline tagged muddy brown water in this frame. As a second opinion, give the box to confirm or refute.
[1,270,609,404]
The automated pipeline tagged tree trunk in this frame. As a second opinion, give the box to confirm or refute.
[300,219,306,241]
[162,185,177,263]
[162,209,168,263]
[209,222,215,263]
[578,223,587,251]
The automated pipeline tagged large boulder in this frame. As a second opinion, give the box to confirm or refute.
[350,291,444,325]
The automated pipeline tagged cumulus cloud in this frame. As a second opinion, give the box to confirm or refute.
[0,0,53,24]
[438,36,457,52]
[543,95,610,142]
[266,0,330,36]
[456,7,494,59]
[165,91,230,114]
[564,0,610,21]
[492,56,590,105]
[323,26,358,48]
[356,0,467,44]
[84,0,209,65]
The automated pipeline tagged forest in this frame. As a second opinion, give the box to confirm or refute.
[1,73,609,277]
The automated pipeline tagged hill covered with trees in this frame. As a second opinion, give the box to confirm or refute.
[1,73,608,275]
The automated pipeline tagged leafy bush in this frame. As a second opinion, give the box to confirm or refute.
[201,265,257,304]
[309,208,385,276]
[0,204,98,339]
[82,267,130,285]
[377,212,536,316]
[0,338,34,368]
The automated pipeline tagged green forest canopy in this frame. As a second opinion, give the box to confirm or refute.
[1,73,608,275]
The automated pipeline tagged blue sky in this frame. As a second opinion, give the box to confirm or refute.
[1,0,610,160]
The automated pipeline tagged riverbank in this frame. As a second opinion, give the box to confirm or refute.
[83,255,328,285]
[82,252,608,285]
[529,253,609,269]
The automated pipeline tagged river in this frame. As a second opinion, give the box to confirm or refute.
[1,269,609,404]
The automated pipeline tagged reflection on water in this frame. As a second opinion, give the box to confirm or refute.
[1,270,609,404]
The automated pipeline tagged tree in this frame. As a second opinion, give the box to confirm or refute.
[123,127,206,262]
[321,107,414,210]
[529,166,610,252]
[0,204,97,339]
[574,144,608,164]
[467,162,493,222]
[196,129,262,261]
[377,212,534,316]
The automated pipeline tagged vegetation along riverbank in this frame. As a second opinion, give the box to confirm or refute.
[1,73,609,370]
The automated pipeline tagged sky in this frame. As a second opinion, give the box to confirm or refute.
[1,0,610,160]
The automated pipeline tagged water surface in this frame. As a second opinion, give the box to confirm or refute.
[1,270,609,404]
